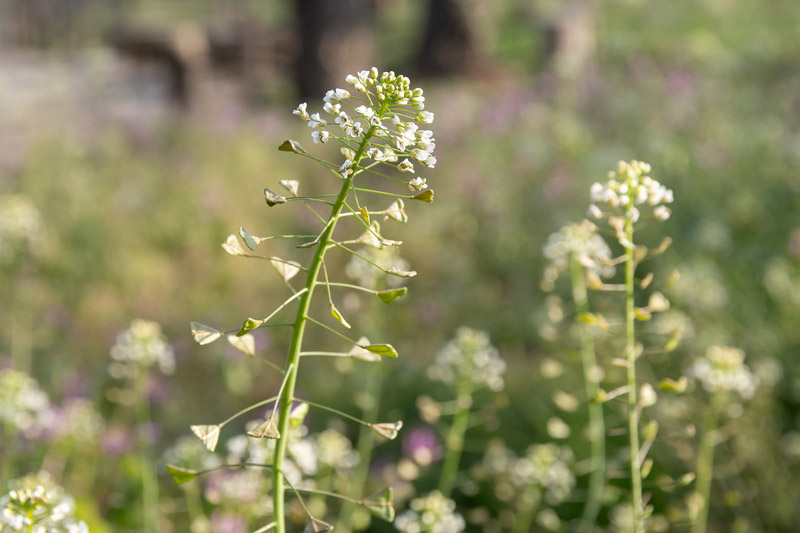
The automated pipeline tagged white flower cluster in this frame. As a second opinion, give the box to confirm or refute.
[511,444,575,506]
[0,195,45,265]
[588,160,673,224]
[293,68,435,190]
[0,370,52,435]
[428,328,506,391]
[0,472,88,532]
[689,345,759,399]
[109,319,175,379]
[542,222,615,290]
[50,399,104,445]
[394,490,465,533]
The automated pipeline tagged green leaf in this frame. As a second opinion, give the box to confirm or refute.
[190,322,222,345]
[369,421,403,440]
[278,139,305,153]
[659,376,688,393]
[247,417,280,439]
[289,402,309,429]
[641,458,653,479]
[166,464,200,485]
[364,343,398,358]
[271,259,301,281]
[239,227,260,250]
[221,234,249,256]
[363,487,395,521]
[227,334,255,356]
[279,179,300,196]
[264,188,288,207]
[303,518,333,533]
[190,425,221,452]
[377,287,407,304]
[238,318,263,336]
[331,303,351,329]
[412,189,434,203]
[349,338,380,362]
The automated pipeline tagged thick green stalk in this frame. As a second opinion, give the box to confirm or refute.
[624,216,644,533]
[438,377,473,499]
[691,391,724,533]
[271,132,373,533]
[570,256,606,532]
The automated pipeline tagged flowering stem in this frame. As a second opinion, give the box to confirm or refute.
[511,488,539,533]
[271,129,374,533]
[338,297,385,531]
[691,391,724,533]
[134,372,158,533]
[624,216,645,533]
[570,255,606,532]
[438,377,473,499]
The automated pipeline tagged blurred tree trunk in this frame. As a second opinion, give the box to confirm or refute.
[293,0,376,98]
[416,0,476,77]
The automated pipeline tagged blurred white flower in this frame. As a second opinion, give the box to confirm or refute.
[394,490,465,533]
[109,319,175,378]
[428,328,506,391]
[0,195,45,264]
[689,345,759,399]
[0,369,52,435]
[0,472,88,532]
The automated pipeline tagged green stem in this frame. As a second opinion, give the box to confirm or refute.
[511,488,539,533]
[135,372,158,533]
[691,391,724,533]
[271,128,375,533]
[438,378,473,499]
[570,256,606,532]
[624,216,644,533]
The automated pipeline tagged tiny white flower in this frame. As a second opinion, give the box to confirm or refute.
[408,177,427,191]
[339,159,352,175]
[355,105,375,118]
[590,182,604,201]
[311,130,331,144]
[308,113,327,128]
[397,159,415,173]
[322,101,341,115]
[588,204,603,219]
[417,110,434,124]
[420,155,437,168]
[654,205,671,221]
[293,102,309,121]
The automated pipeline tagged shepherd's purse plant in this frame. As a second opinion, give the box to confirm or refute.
[170,68,436,533]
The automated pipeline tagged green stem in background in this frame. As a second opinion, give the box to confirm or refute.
[338,296,385,532]
[624,216,644,533]
[570,256,606,532]
[438,377,474,499]
[511,488,540,533]
[691,391,724,533]
[135,371,158,533]
[271,128,375,533]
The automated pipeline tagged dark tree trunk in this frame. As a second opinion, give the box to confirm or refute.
[416,0,475,77]
[293,0,376,99]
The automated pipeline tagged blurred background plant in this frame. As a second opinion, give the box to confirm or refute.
[1,0,800,531]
